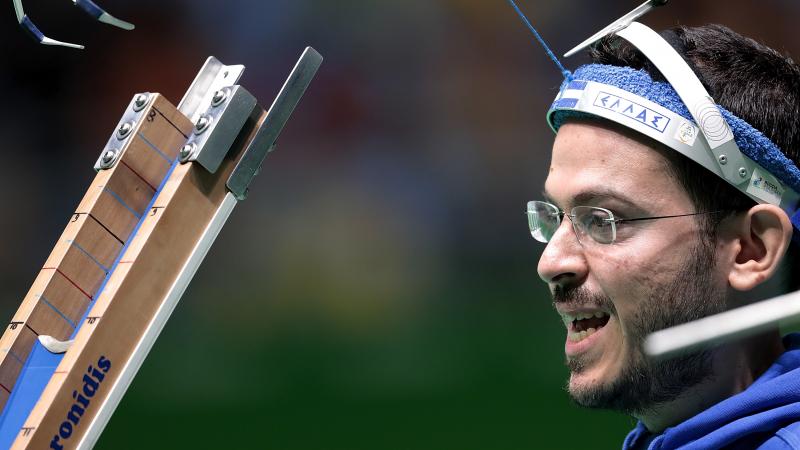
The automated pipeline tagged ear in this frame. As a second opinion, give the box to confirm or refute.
[728,204,793,291]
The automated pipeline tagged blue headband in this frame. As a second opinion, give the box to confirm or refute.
[549,64,800,199]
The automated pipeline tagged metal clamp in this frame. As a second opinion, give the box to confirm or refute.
[227,47,323,200]
[93,92,152,171]
[178,57,245,125]
[178,85,258,174]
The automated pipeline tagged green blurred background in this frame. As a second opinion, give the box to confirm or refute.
[0,1,798,448]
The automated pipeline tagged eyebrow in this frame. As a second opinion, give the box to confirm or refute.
[542,188,642,210]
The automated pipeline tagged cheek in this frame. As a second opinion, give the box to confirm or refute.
[586,237,694,319]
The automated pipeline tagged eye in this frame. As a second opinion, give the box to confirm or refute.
[572,206,616,244]
[587,211,611,229]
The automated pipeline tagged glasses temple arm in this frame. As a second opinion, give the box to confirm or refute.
[614,210,726,223]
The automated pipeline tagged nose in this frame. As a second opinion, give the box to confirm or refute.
[537,217,589,286]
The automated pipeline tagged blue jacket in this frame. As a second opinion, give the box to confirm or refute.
[623,334,800,449]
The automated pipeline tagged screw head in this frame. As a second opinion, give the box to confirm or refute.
[100,149,118,168]
[179,143,196,162]
[133,93,149,111]
[739,167,748,178]
[718,154,728,165]
[117,121,134,140]
[195,116,212,134]
[211,89,228,107]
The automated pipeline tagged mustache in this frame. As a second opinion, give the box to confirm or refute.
[552,285,616,314]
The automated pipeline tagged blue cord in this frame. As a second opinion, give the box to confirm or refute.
[505,0,573,81]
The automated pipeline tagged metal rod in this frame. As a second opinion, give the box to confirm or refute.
[563,0,668,58]
[227,47,323,200]
[644,289,800,360]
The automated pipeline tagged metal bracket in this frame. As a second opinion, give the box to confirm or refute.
[227,47,323,200]
[178,57,245,125]
[178,85,258,173]
[93,92,152,171]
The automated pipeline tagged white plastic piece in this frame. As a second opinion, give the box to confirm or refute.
[12,0,23,21]
[615,22,749,185]
[38,336,75,354]
[97,12,135,30]
[40,37,84,49]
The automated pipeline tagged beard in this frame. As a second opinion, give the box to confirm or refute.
[555,237,727,416]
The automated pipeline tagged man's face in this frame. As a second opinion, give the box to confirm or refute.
[538,121,728,414]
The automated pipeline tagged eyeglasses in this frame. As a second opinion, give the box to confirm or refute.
[526,200,722,245]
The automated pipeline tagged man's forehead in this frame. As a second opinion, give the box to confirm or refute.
[550,121,666,167]
[545,122,685,209]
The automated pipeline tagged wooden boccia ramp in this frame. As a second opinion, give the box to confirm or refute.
[0,48,322,449]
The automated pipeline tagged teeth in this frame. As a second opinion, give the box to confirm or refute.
[561,311,611,330]
[573,312,607,320]
[567,326,601,343]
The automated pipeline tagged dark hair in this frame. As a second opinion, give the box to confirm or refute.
[589,24,800,289]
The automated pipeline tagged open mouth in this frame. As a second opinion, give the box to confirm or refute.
[565,312,611,342]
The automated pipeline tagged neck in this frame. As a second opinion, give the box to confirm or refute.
[636,329,784,433]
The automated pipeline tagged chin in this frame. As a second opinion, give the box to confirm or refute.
[564,341,644,413]
[565,329,627,402]
[567,372,632,412]
[566,345,715,415]
[568,366,618,406]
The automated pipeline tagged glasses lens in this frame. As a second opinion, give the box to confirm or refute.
[527,201,561,243]
[572,206,616,244]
